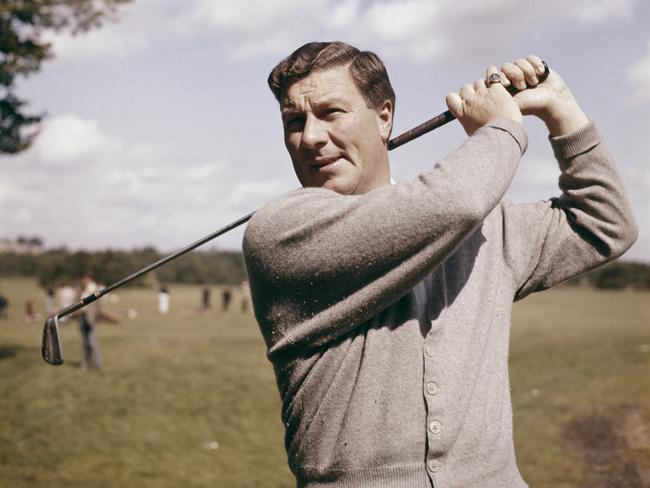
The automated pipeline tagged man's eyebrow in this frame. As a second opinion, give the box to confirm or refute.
[281,108,301,121]
[282,97,349,115]
[313,96,349,108]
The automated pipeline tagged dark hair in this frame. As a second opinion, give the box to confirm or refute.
[268,41,396,113]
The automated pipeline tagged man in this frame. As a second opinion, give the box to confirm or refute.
[243,42,637,487]
[78,274,102,370]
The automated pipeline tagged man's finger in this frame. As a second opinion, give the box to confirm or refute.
[526,55,545,76]
[474,78,487,92]
[445,92,463,117]
[514,57,538,86]
[459,83,475,100]
[499,70,511,89]
[501,62,526,91]
[486,65,499,80]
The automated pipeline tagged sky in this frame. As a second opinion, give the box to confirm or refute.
[2,0,649,261]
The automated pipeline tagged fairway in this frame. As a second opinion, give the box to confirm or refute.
[0,277,648,487]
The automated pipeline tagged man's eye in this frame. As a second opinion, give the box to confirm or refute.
[285,117,304,129]
[326,108,343,115]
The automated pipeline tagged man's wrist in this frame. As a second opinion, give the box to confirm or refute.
[542,102,589,137]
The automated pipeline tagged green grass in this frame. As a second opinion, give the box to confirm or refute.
[511,287,650,487]
[0,277,648,487]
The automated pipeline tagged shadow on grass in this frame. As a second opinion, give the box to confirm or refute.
[564,404,650,487]
[0,344,28,360]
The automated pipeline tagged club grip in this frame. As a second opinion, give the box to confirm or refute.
[388,60,550,151]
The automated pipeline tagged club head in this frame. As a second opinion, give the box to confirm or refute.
[42,315,64,366]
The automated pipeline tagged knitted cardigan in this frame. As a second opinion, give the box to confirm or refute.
[243,119,637,488]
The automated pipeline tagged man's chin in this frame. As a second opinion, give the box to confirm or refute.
[320,177,357,195]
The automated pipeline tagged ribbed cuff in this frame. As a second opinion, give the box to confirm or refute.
[549,120,600,161]
[485,118,528,155]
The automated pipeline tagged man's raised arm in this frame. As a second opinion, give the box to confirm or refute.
[491,56,638,298]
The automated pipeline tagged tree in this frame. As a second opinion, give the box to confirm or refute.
[0,0,132,154]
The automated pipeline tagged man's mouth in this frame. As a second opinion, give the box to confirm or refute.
[310,157,342,170]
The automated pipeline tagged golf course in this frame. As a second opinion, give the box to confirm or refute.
[0,277,648,487]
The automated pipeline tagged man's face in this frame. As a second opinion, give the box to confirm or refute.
[281,65,393,195]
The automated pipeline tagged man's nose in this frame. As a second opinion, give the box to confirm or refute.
[301,115,328,149]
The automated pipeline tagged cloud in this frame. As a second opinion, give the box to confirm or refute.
[175,0,327,35]
[228,179,295,208]
[44,0,153,62]
[2,115,293,250]
[568,0,634,23]
[169,0,636,63]
[43,0,638,65]
[625,40,650,104]
[32,114,120,165]
[44,26,148,62]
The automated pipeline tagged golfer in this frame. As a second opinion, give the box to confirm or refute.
[243,41,637,487]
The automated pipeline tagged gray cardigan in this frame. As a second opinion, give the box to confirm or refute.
[243,119,637,488]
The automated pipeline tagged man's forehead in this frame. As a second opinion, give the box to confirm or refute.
[282,65,358,109]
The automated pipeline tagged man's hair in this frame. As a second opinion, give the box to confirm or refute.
[267,41,396,114]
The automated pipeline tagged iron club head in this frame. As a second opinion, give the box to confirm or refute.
[42,315,64,365]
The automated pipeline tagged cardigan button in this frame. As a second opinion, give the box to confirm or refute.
[429,420,442,434]
[426,382,439,395]
[428,459,442,473]
[425,344,435,358]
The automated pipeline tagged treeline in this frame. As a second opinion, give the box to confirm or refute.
[565,260,650,289]
[0,248,247,287]
[0,249,647,290]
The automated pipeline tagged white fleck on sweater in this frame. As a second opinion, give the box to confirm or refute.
[242,119,637,488]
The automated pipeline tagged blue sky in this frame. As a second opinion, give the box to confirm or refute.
[3,0,649,261]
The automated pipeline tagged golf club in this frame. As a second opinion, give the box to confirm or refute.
[42,62,549,365]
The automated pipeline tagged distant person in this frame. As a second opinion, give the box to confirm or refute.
[24,299,38,322]
[158,285,170,315]
[240,281,250,314]
[0,294,8,318]
[201,284,211,312]
[45,287,56,315]
[221,287,232,313]
[78,274,102,370]
[58,284,77,323]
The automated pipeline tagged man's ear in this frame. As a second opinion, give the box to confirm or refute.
[377,100,393,144]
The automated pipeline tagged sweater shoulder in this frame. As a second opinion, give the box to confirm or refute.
[243,187,334,252]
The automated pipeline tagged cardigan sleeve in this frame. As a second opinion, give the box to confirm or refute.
[500,121,638,301]
[243,119,527,358]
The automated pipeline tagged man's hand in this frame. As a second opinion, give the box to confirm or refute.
[446,76,523,136]
[491,55,589,137]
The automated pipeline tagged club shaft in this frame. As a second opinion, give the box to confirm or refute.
[100,212,255,296]
[54,211,256,322]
